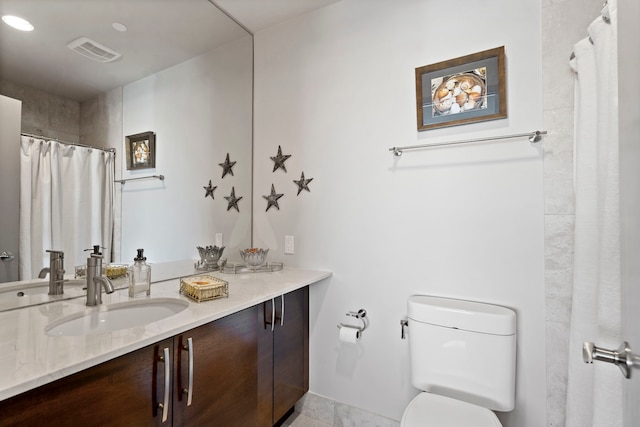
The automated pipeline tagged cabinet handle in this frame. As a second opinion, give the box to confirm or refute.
[280,294,285,326]
[182,337,194,406]
[158,347,170,423]
[271,298,276,332]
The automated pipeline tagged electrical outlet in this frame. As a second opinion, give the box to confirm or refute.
[215,233,223,247]
[284,235,294,254]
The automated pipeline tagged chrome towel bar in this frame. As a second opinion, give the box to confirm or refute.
[389,130,547,157]
[115,174,165,185]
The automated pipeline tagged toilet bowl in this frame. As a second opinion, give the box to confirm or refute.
[401,295,516,427]
[401,392,502,427]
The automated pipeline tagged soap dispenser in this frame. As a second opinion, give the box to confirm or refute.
[128,248,151,297]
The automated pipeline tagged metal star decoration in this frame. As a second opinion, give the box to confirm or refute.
[203,180,217,199]
[270,145,291,173]
[293,172,313,195]
[219,153,236,178]
[224,187,243,212]
[263,184,284,211]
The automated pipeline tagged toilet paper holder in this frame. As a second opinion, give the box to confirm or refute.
[337,309,368,333]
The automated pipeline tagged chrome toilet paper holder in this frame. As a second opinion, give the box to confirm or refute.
[337,309,368,333]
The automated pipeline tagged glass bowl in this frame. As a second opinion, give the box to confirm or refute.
[197,245,225,267]
[239,248,269,269]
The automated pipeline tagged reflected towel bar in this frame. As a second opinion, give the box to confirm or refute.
[115,174,165,184]
[389,130,547,157]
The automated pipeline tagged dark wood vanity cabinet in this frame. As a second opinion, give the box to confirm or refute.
[172,305,258,426]
[0,306,259,427]
[258,286,310,426]
[0,287,309,427]
[0,337,175,427]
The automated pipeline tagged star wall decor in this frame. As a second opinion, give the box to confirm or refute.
[203,180,217,199]
[293,172,313,195]
[219,153,236,178]
[263,184,284,212]
[270,145,291,173]
[224,187,243,212]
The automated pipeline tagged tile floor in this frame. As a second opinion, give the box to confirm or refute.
[282,412,332,427]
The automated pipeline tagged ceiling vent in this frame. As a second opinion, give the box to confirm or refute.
[67,37,121,63]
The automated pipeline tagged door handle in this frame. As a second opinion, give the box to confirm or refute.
[583,341,640,379]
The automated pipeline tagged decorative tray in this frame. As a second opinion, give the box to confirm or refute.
[220,262,283,274]
[179,274,229,303]
[193,260,220,272]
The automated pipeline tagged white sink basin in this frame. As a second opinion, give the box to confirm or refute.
[45,298,189,336]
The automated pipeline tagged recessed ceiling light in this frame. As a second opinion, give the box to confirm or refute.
[112,22,127,32]
[2,15,34,31]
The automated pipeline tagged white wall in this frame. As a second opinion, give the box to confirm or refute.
[120,35,253,264]
[253,0,545,425]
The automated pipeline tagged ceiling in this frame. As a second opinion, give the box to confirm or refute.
[0,0,341,102]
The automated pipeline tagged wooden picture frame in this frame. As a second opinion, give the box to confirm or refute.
[125,131,156,170]
[415,46,507,131]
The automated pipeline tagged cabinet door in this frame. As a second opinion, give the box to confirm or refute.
[172,305,258,427]
[0,338,174,427]
[258,287,309,426]
[272,287,309,422]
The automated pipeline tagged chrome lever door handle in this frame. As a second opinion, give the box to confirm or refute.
[583,341,640,379]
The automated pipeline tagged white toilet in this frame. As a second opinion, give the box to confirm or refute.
[401,295,517,427]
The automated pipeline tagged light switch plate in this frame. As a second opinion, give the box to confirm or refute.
[284,235,294,254]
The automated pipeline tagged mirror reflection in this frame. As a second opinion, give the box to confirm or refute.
[0,0,253,297]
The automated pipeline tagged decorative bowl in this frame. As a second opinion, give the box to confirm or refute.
[197,245,225,266]
[239,248,269,268]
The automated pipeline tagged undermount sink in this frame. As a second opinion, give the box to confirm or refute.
[45,298,189,336]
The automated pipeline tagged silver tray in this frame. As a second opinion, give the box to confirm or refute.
[221,262,283,274]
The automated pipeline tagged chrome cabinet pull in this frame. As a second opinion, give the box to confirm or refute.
[583,341,640,379]
[280,295,285,326]
[182,337,194,406]
[271,298,276,332]
[158,347,171,422]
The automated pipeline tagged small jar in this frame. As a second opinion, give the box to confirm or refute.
[128,249,151,297]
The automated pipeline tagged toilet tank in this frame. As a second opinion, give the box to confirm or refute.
[407,295,516,412]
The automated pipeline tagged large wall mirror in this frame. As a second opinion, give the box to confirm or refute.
[0,0,253,284]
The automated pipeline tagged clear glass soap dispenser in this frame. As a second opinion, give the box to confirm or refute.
[128,248,151,297]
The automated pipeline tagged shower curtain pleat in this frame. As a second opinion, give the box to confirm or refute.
[19,137,114,280]
[566,1,622,426]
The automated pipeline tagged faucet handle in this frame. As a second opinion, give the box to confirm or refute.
[46,249,64,259]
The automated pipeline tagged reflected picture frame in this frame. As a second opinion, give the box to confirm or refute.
[415,46,507,131]
[125,131,156,170]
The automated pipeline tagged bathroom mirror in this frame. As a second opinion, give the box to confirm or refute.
[0,0,253,285]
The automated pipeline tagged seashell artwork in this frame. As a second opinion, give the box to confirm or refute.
[431,68,488,117]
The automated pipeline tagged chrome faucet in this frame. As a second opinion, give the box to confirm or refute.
[85,246,114,306]
[38,250,65,295]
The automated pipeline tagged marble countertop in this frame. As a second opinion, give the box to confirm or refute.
[0,266,332,401]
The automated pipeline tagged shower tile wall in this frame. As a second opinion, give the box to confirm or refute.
[542,0,605,426]
[0,81,80,142]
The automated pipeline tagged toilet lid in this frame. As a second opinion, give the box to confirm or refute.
[401,393,503,427]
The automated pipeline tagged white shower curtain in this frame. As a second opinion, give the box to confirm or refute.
[566,1,622,426]
[19,137,114,280]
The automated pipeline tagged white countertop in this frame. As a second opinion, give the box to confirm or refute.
[0,266,332,401]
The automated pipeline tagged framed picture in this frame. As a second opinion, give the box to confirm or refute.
[125,131,156,170]
[415,46,507,131]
